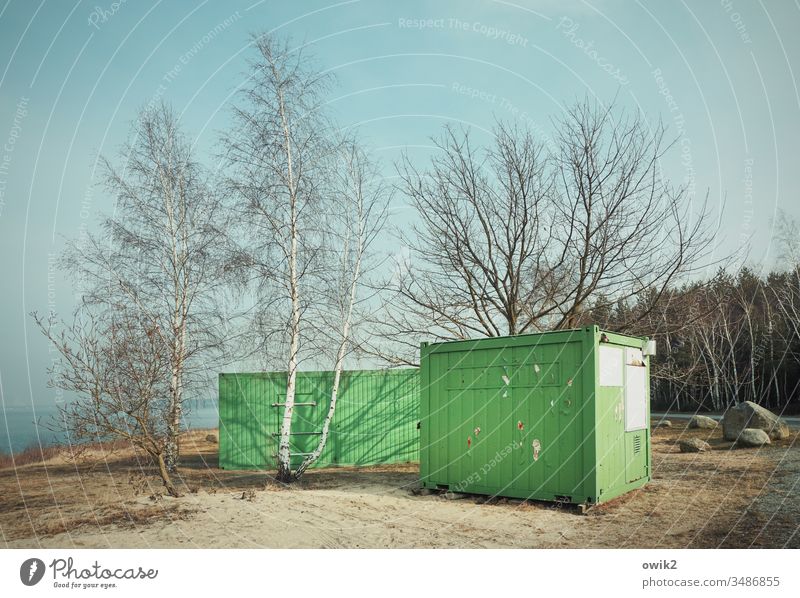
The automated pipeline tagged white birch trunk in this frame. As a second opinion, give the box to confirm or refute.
[277,246,300,481]
[163,156,191,473]
[742,304,757,402]
[296,239,362,476]
[165,320,186,472]
[276,87,299,482]
[295,163,367,477]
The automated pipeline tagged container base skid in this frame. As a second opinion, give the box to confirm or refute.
[421,477,650,504]
[420,474,650,509]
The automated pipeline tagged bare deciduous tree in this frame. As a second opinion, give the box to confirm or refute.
[548,101,714,329]
[51,101,229,474]
[34,307,180,496]
[367,99,715,365]
[293,139,389,477]
[224,35,333,482]
[225,35,389,481]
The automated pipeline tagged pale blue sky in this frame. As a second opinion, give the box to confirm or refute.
[1,0,799,408]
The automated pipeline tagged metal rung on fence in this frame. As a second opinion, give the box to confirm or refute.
[271,452,315,457]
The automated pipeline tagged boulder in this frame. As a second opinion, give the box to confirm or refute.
[205,434,218,444]
[655,420,673,428]
[688,415,717,429]
[722,401,789,441]
[679,438,711,453]
[736,428,771,448]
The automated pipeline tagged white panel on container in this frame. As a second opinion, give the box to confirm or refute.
[598,346,623,386]
[625,364,647,431]
[625,347,644,366]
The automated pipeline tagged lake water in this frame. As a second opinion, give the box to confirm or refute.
[0,401,219,454]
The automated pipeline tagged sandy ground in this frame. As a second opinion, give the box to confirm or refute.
[1,420,798,549]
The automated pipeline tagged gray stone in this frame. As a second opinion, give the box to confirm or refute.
[443,491,470,500]
[722,401,789,441]
[655,420,673,428]
[688,415,717,429]
[679,438,711,453]
[735,428,771,448]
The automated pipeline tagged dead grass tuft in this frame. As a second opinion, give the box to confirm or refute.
[31,503,194,538]
[0,445,62,468]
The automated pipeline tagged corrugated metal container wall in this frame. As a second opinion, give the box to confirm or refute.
[419,326,651,507]
[219,369,419,470]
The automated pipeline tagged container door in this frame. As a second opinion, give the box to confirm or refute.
[511,341,584,500]
[624,348,648,483]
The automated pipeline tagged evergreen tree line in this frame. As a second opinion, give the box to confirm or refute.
[582,265,800,414]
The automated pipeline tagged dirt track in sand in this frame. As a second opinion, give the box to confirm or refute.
[2,421,798,548]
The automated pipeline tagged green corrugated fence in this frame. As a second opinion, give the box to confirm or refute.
[219,369,419,470]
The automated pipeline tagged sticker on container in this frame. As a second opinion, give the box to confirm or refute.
[532,439,541,461]
[517,420,524,430]
[501,374,510,386]
[567,378,573,387]
[534,364,541,373]
[467,436,472,449]
[474,426,481,436]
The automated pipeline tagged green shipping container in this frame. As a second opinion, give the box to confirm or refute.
[419,326,652,507]
[219,369,419,470]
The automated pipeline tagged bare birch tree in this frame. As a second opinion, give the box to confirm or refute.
[55,101,229,473]
[223,35,333,482]
[293,139,389,477]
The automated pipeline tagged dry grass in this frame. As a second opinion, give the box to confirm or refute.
[0,438,140,469]
[0,445,63,469]
[0,433,212,543]
[24,503,195,539]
